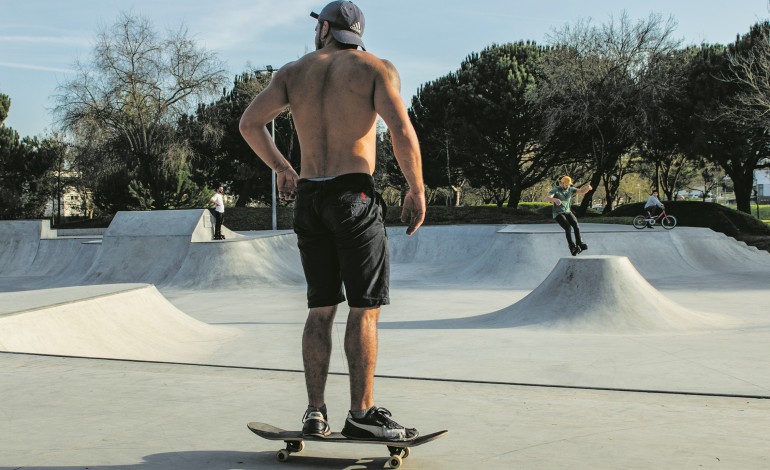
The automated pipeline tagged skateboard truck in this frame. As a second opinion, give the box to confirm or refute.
[276,439,411,468]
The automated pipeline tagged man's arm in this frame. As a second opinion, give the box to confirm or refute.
[239,66,299,199]
[545,191,561,205]
[373,60,425,235]
[576,185,593,195]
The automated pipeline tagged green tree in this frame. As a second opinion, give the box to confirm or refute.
[0,93,58,218]
[725,21,770,132]
[533,12,680,213]
[410,42,555,208]
[684,38,770,214]
[409,74,466,205]
[0,94,10,124]
[181,70,298,206]
[55,12,227,211]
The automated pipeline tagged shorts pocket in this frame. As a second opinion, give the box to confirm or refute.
[336,190,371,219]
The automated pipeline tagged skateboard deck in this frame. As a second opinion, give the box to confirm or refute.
[247,421,448,469]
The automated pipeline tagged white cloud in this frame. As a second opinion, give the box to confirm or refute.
[0,35,90,47]
[190,0,317,50]
[0,61,74,73]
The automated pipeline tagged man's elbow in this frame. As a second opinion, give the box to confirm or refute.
[238,115,255,139]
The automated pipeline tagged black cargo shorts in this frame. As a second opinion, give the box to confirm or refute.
[293,173,389,309]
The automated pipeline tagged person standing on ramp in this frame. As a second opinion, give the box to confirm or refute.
[239,1,426,442]
[545,176,592,256]
[209,185,226,240]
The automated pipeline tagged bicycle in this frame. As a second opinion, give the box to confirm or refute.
[632,208,677,230]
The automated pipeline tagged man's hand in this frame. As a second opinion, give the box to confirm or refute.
[401,190,426,235]
[553,198,562,206]
[277,167,299,202]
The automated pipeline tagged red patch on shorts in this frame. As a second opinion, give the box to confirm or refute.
[360,192,366,200]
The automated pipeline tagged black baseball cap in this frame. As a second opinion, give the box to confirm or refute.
[310,1,366,51]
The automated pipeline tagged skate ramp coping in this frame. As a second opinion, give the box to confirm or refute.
[0,284,237,361]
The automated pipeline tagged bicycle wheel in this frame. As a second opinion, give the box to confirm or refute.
[632,215,648,229]
[662,215,677,229]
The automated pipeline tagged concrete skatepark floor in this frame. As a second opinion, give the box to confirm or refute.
[1,210,769,469]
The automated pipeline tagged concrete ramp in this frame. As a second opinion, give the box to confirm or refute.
[0,284,236,361]
[81,210,239,285]
[167,233,304,289]
[0,220,43,274]
[473,256,732,332]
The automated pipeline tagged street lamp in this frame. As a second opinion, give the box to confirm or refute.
[256,65,277,230]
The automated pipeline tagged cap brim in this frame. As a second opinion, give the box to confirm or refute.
[310,12,319,19]
[330,28,366,51]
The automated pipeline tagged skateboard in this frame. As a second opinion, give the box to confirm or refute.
[247,421,448,469]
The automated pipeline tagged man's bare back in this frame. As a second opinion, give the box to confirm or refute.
[239,25,424,233]
[281,49,385,178]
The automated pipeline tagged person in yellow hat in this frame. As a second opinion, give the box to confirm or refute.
[545,176,592,255]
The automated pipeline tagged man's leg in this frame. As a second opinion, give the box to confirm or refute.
[214,211,223,238]
[341,306,416,441]
[568,212,585,247]
[301,305,337,437]
[554,214,575,246]
[345,307,380,411]
[303,305,338,408]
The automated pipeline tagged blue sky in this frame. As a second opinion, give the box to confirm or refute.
[1,0,768,137]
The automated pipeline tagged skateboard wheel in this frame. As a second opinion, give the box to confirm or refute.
[388,455,402,469]
[276,449,290,462]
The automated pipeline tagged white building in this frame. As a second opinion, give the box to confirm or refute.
[44,185,93,218]
[756,167,770,203]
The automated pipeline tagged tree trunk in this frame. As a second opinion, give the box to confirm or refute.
[506,172,523,209]
[578,171,603,216]
[506,186,522,209]
[733,176,754,214]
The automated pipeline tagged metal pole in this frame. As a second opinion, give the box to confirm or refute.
[271,118,277,230]
[267,65,277,231]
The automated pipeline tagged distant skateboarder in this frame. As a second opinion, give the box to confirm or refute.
[209,185,225,240]
[239,1,425,442]
[545,176,592,256]
[644,190,665,227]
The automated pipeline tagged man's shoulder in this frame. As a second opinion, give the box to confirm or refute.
[306,49,392,72]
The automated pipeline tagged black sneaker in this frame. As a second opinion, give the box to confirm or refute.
[302,407,331,437]
[341,407,418,441]
[578,242,588,251]
[570,245,581,256]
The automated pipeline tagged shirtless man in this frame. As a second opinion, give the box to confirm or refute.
[239,1,425,442]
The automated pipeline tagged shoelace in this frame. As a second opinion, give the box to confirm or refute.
[371,407,402,429]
